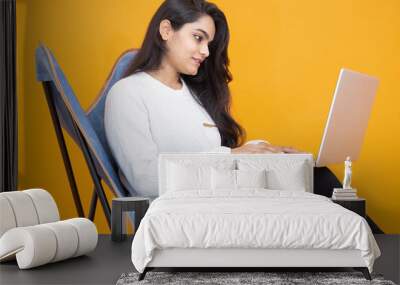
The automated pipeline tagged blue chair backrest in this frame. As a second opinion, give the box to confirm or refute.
[86,49,138,171]
[35,44,135,198]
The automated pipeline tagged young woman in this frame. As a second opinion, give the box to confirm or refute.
[105,0,301,197]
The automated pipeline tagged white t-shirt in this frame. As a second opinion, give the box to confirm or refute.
[104,71,230,197]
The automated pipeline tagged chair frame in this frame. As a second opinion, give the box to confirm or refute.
[36,46,139,231]
[42,81,111,228]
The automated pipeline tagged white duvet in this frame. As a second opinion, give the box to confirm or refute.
[131,190,380,273]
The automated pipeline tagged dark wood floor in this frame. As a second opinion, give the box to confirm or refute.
[0,234,398,285]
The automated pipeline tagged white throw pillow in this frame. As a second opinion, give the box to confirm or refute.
[166,162,211,191]
[236,169,268,188]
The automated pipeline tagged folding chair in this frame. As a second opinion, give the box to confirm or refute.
[35,44,138,229]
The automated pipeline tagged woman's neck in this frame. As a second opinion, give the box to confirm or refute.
[147,60,182,90]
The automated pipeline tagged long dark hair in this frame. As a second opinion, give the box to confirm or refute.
[124,0,245,147]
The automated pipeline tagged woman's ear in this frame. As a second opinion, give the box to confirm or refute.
[159,19,173,41]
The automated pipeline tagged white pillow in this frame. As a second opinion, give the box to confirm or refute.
[211,168,268,190]
[237,159,309,192]
[236,169,268,188]
[211,168,236,190]
[266,167,306,191]
[166,162,211,191]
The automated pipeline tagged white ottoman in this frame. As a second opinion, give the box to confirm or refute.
[0,189,98,269]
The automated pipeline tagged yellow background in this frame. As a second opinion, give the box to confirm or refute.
[16,0,399,233]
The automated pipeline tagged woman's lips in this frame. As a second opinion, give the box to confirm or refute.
[192,58,201,66]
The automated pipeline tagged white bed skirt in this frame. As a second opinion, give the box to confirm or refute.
[148,248,366,268]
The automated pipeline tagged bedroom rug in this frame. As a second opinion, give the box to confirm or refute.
[116,271,396,285]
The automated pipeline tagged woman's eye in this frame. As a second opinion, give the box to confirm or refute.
[194,35,202,42]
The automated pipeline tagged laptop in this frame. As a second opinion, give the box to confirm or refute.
[315,68,379,167]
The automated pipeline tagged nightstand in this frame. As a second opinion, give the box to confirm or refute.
[331,198,366,218]
[111,197,150,242]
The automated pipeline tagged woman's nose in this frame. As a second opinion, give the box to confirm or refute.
[200,44,209,58]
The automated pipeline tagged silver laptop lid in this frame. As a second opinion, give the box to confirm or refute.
[316,68,379,167]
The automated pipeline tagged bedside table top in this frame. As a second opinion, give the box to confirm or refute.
[331,197,365,202]
[113,197,150,202]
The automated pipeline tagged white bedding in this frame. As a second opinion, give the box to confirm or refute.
[131,190,380,273]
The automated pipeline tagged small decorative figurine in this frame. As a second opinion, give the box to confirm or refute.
[343,156,352,189]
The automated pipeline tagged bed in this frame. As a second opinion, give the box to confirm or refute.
[131,153,380,280]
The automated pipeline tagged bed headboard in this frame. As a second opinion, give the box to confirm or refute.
[158,153,314,195]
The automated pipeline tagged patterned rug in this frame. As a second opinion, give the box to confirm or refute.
[116,271,396,285]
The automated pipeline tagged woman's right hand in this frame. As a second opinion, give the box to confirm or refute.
[231,142,303,154]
